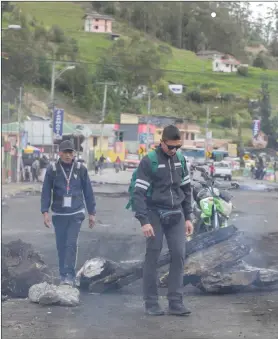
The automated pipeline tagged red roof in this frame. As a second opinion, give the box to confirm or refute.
[218,55,240,65]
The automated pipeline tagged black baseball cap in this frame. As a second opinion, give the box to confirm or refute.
[59,140,75,152]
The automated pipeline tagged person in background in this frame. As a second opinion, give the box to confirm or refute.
[209,162,215,178]
[274,161,277,182]
[39,155,49,182]
[98,154,106,175]
[31,158,40,182]
[114,156,122,172]
[41,140,96,286]
[94,158,99,175]
[133,125,193,316]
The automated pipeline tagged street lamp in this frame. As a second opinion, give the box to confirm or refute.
[50,64,75,105]
[146,92,162,152]
[50,62,75,157]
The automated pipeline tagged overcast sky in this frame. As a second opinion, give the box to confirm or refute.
[249,1,277,19]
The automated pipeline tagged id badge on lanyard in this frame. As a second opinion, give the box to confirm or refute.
[60,163,74,208]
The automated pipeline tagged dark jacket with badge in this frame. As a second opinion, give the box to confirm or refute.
[41,160,96,215]
[133,147,192,226]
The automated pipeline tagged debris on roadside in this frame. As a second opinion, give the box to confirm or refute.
[28,282,80,306]
[2,240,52,298]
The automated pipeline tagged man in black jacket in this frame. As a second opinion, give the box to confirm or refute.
[41,140,96,286]
[133,125,193,316]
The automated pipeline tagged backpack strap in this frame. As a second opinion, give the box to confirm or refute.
[51,162,57,172]
[176,151,187,180]
[50,161,83,188]
[147,150,158,173]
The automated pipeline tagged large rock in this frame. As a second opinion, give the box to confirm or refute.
[182,234,250,281]
[29,282,80,306]
[2,240,52,298]
[195,268,258,294]
[193,261,278,293]
[160,233,250,287]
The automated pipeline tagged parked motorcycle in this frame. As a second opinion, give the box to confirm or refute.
[191,166,234,235]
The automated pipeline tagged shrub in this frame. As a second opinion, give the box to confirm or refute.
[237,65,248,76]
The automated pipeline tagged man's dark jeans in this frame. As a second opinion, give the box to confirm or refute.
[143,209,186,304]
[52,212,85,278]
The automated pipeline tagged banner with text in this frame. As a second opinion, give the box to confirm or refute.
[53,108,64,140]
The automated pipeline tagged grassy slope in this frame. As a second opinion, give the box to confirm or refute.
[13,2,278,102]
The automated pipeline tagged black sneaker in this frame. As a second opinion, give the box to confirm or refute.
[168,301,191,316]
[145,302,165,316]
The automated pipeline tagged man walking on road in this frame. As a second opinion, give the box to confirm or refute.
[133,125,194,316]
[41,140,96,286]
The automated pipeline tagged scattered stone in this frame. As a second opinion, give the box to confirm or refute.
[29,282,80,306]
[1,240,52,298]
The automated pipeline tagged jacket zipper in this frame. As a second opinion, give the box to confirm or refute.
[168,158,174,208]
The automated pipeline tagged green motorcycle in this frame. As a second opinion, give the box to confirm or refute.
[192,166,234,234]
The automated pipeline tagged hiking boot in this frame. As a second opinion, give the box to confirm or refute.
[145,302,165,316]
[62,276,74,287]
[59,276,66,285]
[168,301,191,316]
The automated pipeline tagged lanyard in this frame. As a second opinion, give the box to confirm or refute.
[59,162,74,194]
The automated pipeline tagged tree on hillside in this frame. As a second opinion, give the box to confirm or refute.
[96,35,167,100]
[259,79,277,149]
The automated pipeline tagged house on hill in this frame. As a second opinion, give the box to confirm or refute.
[83,12,113,33]
[212,54,241,73]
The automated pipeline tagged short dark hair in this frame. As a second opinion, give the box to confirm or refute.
[162,125,181,141]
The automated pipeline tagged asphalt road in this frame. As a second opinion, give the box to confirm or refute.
[2,189,278,339]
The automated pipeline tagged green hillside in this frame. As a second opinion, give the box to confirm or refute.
[15,1,278,101]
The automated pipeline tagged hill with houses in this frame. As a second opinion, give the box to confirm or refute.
[10,1,278,101]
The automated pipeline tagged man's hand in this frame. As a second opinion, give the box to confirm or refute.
[185,220,194,237]
[142,223,155,238]
[89,214,96,229]
[43,212,51,228]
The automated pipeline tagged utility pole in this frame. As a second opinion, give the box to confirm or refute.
[146,91,151,153]
[96,82,116,155]
[50,61,56,159]
[99,83,108,155]
[16,86,22,182]
[205,106,210,161]
[179,1,183,49]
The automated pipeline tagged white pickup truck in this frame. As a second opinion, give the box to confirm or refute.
[213,161,232,181]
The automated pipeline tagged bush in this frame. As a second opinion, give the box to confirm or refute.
[253,53,268,69]
[200,88,220,101]
[186,90,202,103]
[237,65,248,77]
[48,25,66,43]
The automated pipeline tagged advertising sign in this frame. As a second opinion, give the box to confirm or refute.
[53,108,64,140]
[169,84,183,94]
[228,143,237,157]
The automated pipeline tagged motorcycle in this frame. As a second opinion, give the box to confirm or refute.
[191,166,234,235]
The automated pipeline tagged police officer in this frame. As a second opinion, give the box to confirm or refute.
[133,125,194,316]
[41,140,96,286]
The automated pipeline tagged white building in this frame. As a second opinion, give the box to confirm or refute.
[212,55,241,73]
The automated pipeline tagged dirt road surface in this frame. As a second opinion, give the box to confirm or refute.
[2,189,278,339]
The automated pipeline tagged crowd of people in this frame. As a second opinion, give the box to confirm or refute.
[22,154,49,183]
